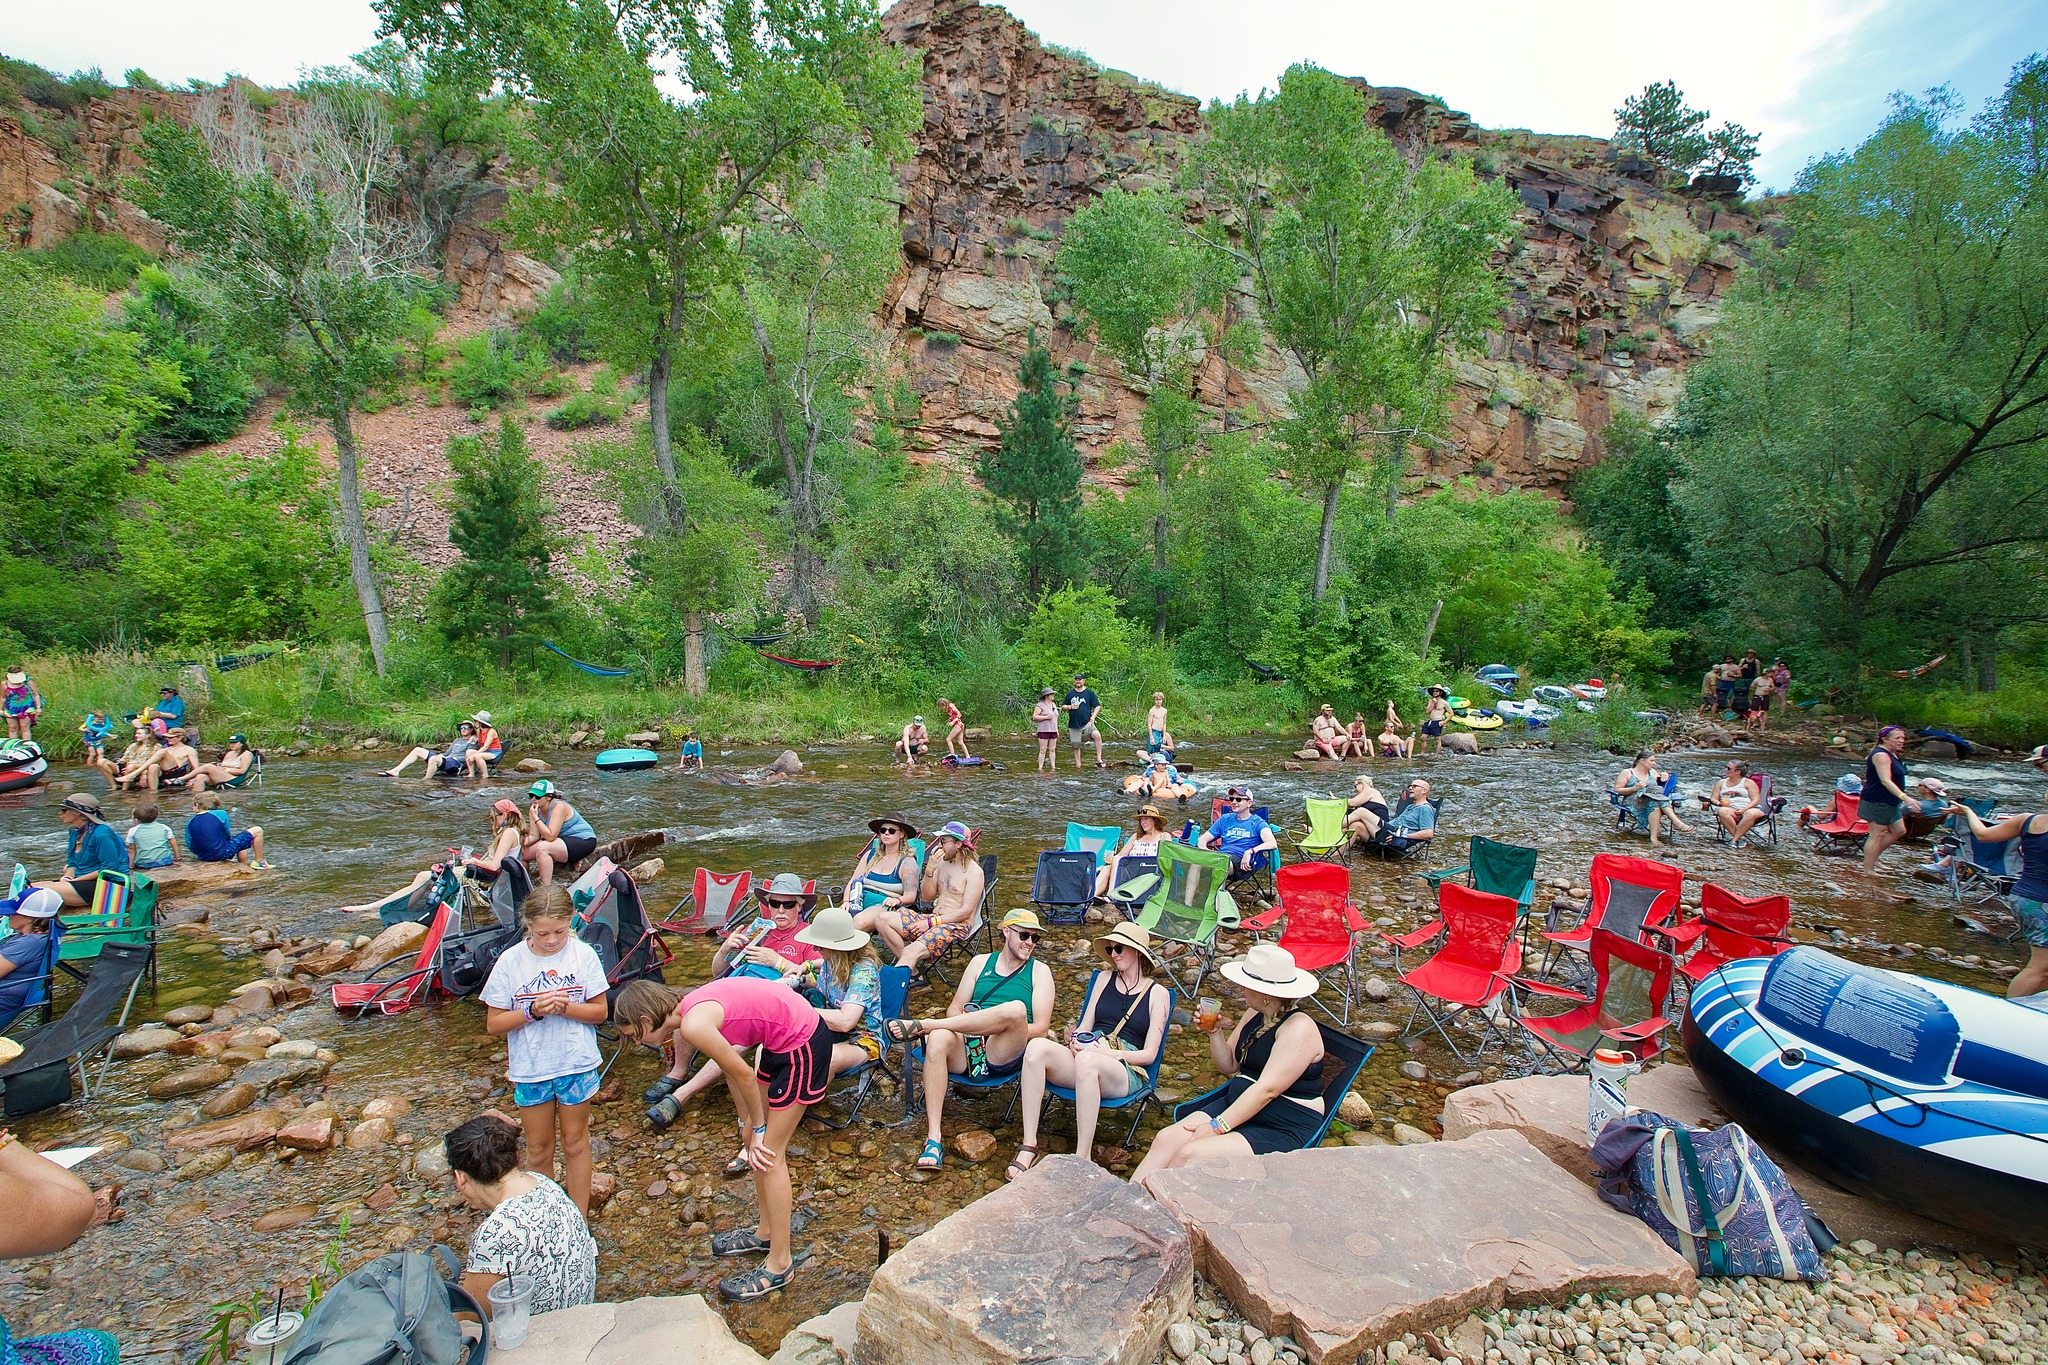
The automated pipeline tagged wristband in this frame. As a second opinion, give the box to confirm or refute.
[1208,1114,1232,1135]
[753,1124,768,1136]
[522,1002,536,1022]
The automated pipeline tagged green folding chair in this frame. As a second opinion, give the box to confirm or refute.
[58,870,160,989]
[1134,842,1237,998]
[1289,798,1350,860]
[1424,835,1538,945]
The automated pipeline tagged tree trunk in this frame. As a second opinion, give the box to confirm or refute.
[683,611,707,698]
[1977,629,1999,693]
[739,286,822,625]
[1384,446,1403,524]
[1313,479,1342,600]
[1417,599,1443,661]
[1152,459,1169,645]
[647,343,676,489]
[1961,637,1976,695]
[329,409,389,676]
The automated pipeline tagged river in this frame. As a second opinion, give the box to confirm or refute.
[0,735,2036,1359]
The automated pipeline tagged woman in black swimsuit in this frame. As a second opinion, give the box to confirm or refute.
[1132,943,1326,1180]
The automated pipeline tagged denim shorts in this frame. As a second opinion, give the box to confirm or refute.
[513,1067,601,1108]
[2017,897,2048,951]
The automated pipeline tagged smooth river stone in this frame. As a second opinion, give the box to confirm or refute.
[163,1005,215,1026]
[112,1026,182,1058]
[167,1108,289,1153]
[200,1082,259,1118]
[148,1063,235,1099]
[253,1205,320,1233]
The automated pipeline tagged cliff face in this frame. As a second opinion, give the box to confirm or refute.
[2,0,1764,497]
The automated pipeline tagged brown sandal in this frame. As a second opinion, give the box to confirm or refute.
[1005,1144,1040,1181]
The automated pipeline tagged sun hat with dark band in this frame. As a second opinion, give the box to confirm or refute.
[60,793,107,825]
[1220,943,1319,999]
[1094,920,1156,969]
[868,813,920,838]
[795,906,870,952]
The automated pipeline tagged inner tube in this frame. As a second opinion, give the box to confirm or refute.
[0,741,47,794]
[594,747,660,772]
[1570,682,1608,700]
[1531,685,1577,706]
[1496,699,1559,724]
[1474,664,1519,679]
[1450,708,1504,730]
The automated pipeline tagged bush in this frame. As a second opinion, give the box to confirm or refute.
[1014,584,1140,688]
[30,230,153,292]
[523,275,599,363]
[122,267,258,453]
[546,391,625,430]
[124,69,167,92]
[447,330,547,408]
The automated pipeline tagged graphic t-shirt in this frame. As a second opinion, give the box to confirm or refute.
[481,938,608,1083]
[817,958,882,1051]
[1064,688,1100,728]
[465,1174,597,1314]
[1206,811,1273,860]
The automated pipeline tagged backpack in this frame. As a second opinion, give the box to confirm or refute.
[283,1250,487,1365]
[1591,1112,1830,1280]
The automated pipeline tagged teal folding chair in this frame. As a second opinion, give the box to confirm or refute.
[1064,823,1122,870]
[1424,835,1538,945]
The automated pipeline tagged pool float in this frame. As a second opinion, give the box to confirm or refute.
[1570,679,1608,700]
[1684,947,2048,1247]
[1474,663,1519,681]
[1449,707,1504,730]
[1495,699,1559,725]
[0,740,47,794]
[594,747,660,772]
[1532,685,1597,713]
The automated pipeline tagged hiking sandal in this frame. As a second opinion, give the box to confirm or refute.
[914,1137,944,1171]
[643,1074,684,1105]
[719,1261,795,1302]
[884,1017,930,1043]
[711,1228,770,1258]
[1005,1144,1040,1182]
[722,1149,752,1177]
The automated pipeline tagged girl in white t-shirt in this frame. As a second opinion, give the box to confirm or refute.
[481,885,608,1215]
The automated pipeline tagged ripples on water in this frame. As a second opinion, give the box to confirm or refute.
[0,736,2037,1358]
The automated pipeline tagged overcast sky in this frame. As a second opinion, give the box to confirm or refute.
[9,0,2044,190]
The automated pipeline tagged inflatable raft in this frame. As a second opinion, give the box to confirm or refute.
[1532,685,1598,713]
[1685,947,2048,1246]
[1449,707,1504,730]
[0,741,47,794]
[593,747,660,772]
[1496,698,1559,725]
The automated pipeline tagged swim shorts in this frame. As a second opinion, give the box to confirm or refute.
[1858,797,1902,828]
[757,1025,832,1109]
[1422,720,1443,737]
[910,915,975,959]
[560,833,598,865]
[2017,896,2048,950]
[513,1066,601,1108]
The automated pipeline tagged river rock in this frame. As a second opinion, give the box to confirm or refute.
[220,1046,271,1066]
[230,985,274,1013]
[855,1155,1191,1365]
[276,1117,336,1151]
[362,1095,413,1120]
[1399,1061,1428,1082]
[627,858,665,884]
[500,1295,762,1365]
[1141,1131,1692,1363]
[295,946,358,977]
[413,1144,451,1182]
[168,1108,289,1152]
[113,1026,182,1058]
[253,1204,319,1233]
[767,749,803,776]
[111,1148,167,1173]
[1337,1093,1373,1126]
[230,1025,284,1049]
[174,1149,234,1182]
[209,1005,242,1027]
[566,730,589,748]
[515,757,551,773]
[347,1117,397,1149]
[589,1170,617,1211]
[236,1057,331,1093]
[1443,733,1480,755]
[167,1032,229,1059]
[148,1063,235,1099]
[1391,1123,1435,1145]
[950,1129,998,1164]
[357,921,427,972]
[1294,748,1323,761]
[164,1005,214,1026]
[201,1082,259,1118]
[1357,1022,1400,1042]
[267,1040,322,1060]
[625,731,661,745]
[1362,978,1391,1001]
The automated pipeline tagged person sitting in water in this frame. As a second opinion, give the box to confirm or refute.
[675,729,705,771]
[1950,747,2048,1000]
[1376,711,1410,759]
[1699,759,1765,843]
[1309,705,1344,760]
[895,716,930,769]
[1364,778,1439,852]
[32,794,130,908]
[852,821,982,976]
[1342,712,1369,759]
[383,719,480,780]
[93,724,156,793]
[146,685,185,733]
[186,791,268,868]
[1094,805,1170,900]
[1613,753,1688,846]
[1343,774,1392,844]
[468,800,528,877]
[1200,787,1278,877]
[444,1114,597,1319]
[77,710,114,765]
[185,734,256,793]
[523,780,597,885]
[1133,943,1327,1179]
[1012,921,1170,1178]
[124,802,179,870]
[465,711,502,778]
[845,815,921,914]
[122,726,198,792]
[0,889,66,1031]
[888,908,1055,1172]
[1123,755,1194,802]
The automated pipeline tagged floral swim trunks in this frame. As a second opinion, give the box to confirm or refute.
[2017,896,2048,951]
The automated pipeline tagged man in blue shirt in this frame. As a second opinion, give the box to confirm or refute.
[1061,674,1104,770]
[33,793,130,908]
[1200,786,1278,874]
[1376,778,1439,851]
[149,687,186,732]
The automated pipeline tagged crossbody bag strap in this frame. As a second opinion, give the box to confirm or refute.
[1673,1128,1729,1276]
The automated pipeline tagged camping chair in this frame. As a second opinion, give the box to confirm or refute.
[837,837,928,910]
[0,924,61,1034]
[1942,820,2019,909]
[379,863,465,928]
[1609,772,1681,838]
[1801,792,1868,855]
[1286,798,1350,862]
[1133,842,1236,998]
[331,900,455,1017]
[1423,835,1538,947]
[1269,862,1368,1022]
[1064,823,1122,869]
[1648,883,1793,985]
[658,868,753,935]
[1382,882,1523,1064]
[917,854,998,988]
[1353,796,1444,861]
[1031,851,1097,926]
[1172,1018,1372,1152]
[1539,853,1683,981]
[1707,772,1787,848]
[810,964,912,1130]
[589,865,671,989]
[218,751,263,789]
[1107,854,1162,918]
[438,860,530,999]
[58,870,158,989]
[1512,927,1676,1073]
[0,940,152,1116]
[1037,970,1178,1147]
[1204,798,1279,901]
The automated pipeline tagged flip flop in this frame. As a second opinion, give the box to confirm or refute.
[1005,1144,1040,1181]
[718,1261,795,1302]
[884,1017,929,1043]
[914,1137,944,1171]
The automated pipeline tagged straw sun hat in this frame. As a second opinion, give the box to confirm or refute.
[1093,920,1156,970]
[1220,943,1320,999]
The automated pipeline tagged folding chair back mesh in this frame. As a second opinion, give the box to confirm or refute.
[1108,854,1161,912]
[1032,851,1097,925]
[1589,854,1684,943]
[1064,824,1122,867]
[1469,837,1538,910]
[1273,861,1363,1019]
[664,868,753,934]
[1298,799,1348,858]
[1136,842,1232,996]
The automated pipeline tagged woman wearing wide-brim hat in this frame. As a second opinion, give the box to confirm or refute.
[795,906,887,1081]
[845,814,921,914]
[1012,921,1170,1181]
[1132,943,1327,1181]
[1094,804,1170,901]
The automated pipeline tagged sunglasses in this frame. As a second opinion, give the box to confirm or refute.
[764,898,804,910]
[877,826,901,835]
[1105,942,1130,955]
[1010,929,1042,943]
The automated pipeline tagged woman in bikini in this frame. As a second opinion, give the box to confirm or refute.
[845,814,921,914]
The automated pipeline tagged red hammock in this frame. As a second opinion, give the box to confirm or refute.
[760,652,843,671]
[1890,653,1948,679]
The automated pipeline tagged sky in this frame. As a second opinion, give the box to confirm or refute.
[8,0,2044,190]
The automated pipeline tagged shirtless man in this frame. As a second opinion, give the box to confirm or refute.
[895,717,930,769]
[134,727,200,793]
[1419,689,1451,756]
[853,821,982,976]
[1309,705,1344,760]
[1376,712,1410,759]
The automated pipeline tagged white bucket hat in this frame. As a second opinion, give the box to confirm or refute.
[795,905,869,952]
[1220,943,1320,999]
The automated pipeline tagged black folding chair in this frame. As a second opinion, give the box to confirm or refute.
[0,941,153,1116]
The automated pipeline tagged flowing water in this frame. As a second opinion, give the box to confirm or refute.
[0,736,2038,1359]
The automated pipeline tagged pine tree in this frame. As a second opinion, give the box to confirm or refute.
[432,416,559,667]
[981,341,1086,595]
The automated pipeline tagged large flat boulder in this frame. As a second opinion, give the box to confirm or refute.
[1141,1130,1692,1365]
[854,1154,1192,1365]
[490,1295,763,1364]
[1441,1065,2018,1258]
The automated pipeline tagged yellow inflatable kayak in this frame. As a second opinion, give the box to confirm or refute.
[1450,707,1504,730]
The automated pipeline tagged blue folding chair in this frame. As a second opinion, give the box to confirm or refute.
[1040,970,1177,1147]
[1172,1019,1373,1150]
[1031,851,1097,925]
[811,964,912,1129]
[1608,772,1680,838]
[1940,799,2018,909]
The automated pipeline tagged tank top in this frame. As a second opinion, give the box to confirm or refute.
[2014,819,2048,903]
[1235,1009,1321,1101]
[550,801,595,842]
[1863,749,1905,801]
[860,852,911,909]
[1715,777,1755,810]
[1091,972,1155,1049]
[967,954,1038,1022]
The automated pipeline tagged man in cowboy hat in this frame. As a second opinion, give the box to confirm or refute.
[34,794,130,908]
[863,821,982,976]
[465,711,502,779]
[887,907,1056,1172]
[382,717,480,780]
[1419,687,1450,756]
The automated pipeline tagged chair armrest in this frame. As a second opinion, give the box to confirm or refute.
[1605,1016,1671,1042]
[1645,920,1707,949]
[1381,920,1444,950]
[1512,977,1590,1002]
[1422,864,1470,889]
[1341,903,1371,933]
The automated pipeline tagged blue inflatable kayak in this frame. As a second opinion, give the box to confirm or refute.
[594,747,659,772]
[1915,728,1976,757]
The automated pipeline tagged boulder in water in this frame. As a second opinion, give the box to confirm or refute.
[1443,732,1480,755]
[357,920,426,972]
[767,749,803,776]
[148,1063,234,1099]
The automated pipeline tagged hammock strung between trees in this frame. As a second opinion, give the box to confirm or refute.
[738,632,788,647]
[543,641,633,677]
[759,652,843,672]
[1890,654,1948,679]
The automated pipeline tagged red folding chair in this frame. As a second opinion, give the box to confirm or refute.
[331,901,454,1016]
[1538,853,1683,980]
[1513,927,1675,1073]
[1800,792,1868,854]
[1381,882,1523,1063]
[658,868,753,935]
[1271,862,1367,1021]
[1651,883,1793,984]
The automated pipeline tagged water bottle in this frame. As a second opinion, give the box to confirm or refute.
[1587,1047,1640,1143]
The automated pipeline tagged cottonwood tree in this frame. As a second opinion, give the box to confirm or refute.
[1674,58,2048,668]
[982,339,1086,595]
[136,84,430,673]
[1189,64,1514,596]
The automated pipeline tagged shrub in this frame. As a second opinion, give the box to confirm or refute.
[546,391,624,430]
[447,330,546,408]
[124,69,167,93]
[1014,583,1140,687]
[30,230,153,292]
[922,330,962,348]
[522,275,599,363]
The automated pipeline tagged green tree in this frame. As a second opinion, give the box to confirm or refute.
[431,417,560,667]
[135,84,431,673]
[1569,411,1711,641]
[378,0,920,502]
[1013,584,1141,688]
[1189,65,1515,595]
[1673,58,2048,669]
[1614,80,1760,187]
[982,339,1085,595]
[121,266,259,454]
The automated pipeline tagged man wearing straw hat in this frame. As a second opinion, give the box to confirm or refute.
[1010,921,1171,1180]
[1132,943,1328,1181]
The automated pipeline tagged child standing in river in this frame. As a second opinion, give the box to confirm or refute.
[480,884,608,1216]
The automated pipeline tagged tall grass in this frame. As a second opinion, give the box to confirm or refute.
[1859,667,2048,750]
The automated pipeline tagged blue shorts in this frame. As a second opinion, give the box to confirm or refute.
[513,1067,601,1108]
[196,830,256,862]
[2017,897,2048,951]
